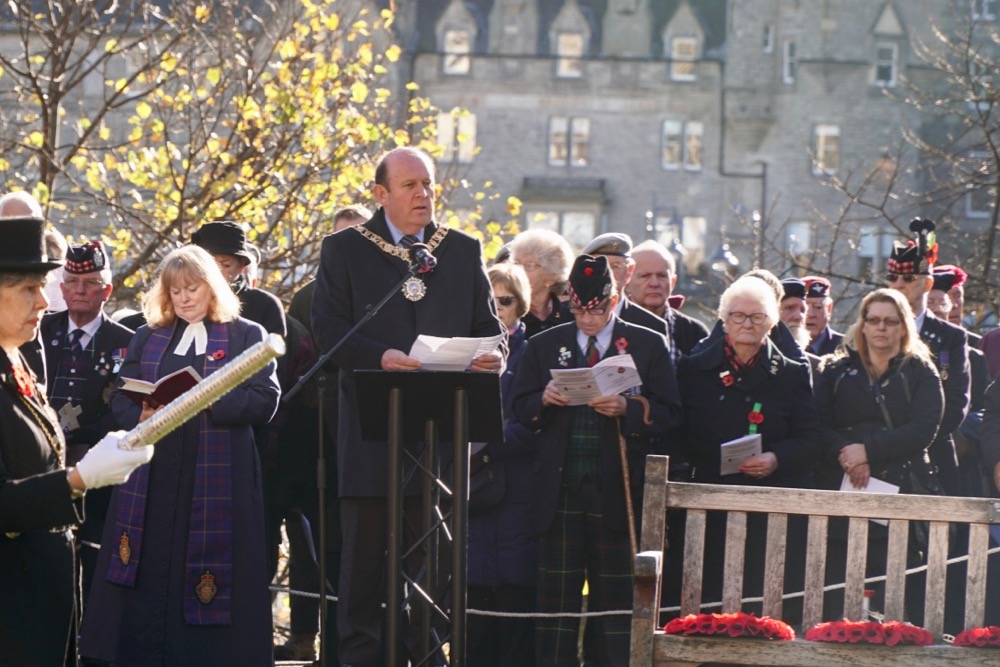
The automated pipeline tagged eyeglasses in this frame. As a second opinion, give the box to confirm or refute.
[63,278,107,290]
[495,296,517,307]
[569,300,610,316]
[885,273,919,284]
[515,261,542,272]
[728,312,768,325]
[864,316,902,328]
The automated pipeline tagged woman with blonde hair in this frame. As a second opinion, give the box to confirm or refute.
[815,288,944,622]
[80,244,280,666]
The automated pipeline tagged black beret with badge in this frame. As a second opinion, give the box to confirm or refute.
[567,254,613,310]
[779,278,806,300]
[932,264,967,293]
[65,241,109,274]
[582,232,633,257]
[803,276,832,299]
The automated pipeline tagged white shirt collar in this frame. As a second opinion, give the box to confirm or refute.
[576,315,617,359]
[67,312,104,348]
[174,320,208,356]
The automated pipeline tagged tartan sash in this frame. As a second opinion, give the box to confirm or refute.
[105,320,234,625]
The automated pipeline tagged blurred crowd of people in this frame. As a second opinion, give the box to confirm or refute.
[5,147,1000,667]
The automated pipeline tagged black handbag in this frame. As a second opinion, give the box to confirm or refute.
[469,446,505,516]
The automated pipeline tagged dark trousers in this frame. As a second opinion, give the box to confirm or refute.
[536,481,632,667]
[467,585,536,667]
[338,496,450,667]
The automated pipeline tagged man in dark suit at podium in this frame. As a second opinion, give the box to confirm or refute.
[312,146,506,667]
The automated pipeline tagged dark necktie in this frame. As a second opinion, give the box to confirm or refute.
[399,234,420,249]
[69,329,84,358]
[585,336,600,367]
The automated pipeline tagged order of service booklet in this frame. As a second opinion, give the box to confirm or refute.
[118,366,202,407]
[549,354,642,406]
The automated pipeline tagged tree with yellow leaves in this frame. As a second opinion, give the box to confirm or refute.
[0,0,519,302]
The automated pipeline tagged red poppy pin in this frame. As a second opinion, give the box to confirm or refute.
[10,364,34,398]
[584,267,593,276]
[209,349,226,361]
[748,410,764,424]
[615,337,628,354]
[720,371,734,387]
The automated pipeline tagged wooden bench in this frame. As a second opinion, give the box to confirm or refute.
[630,455,1000,666]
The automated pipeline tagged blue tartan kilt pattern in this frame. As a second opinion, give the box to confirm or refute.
[536,479,633,667]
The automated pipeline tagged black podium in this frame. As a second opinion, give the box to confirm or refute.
[355,370,503,667]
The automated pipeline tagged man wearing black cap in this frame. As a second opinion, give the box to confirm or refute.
[886,219,970,495]
[801,276,843,356]
[38,241,135,605]
[312,147,505,667]
[191,220,286,338]
[510,254,681,667]
[583,232,668,338]
[779,278,823,372]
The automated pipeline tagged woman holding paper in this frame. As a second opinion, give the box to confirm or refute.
[674,276,821,621]
[814,289,943,622]
[677,276,821,488]
[79,245,280,666]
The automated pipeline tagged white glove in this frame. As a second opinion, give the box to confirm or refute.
[75,430,155,490]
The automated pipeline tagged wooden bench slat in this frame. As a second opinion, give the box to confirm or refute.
[666,482,1000,524]
[763,513,787,620]
[923,521,949,637]
[640,456,669,554]
[722,511,747,612]
[966,523,990,629]
[653,635,1000,667]
[802,514,828,630]
[884,519,908,621]
[844,517,869,620]
[680,509,706,616]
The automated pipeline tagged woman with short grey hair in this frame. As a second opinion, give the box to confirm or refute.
[508,229,574,338]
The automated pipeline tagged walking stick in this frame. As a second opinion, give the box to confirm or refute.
[616,394,653,557]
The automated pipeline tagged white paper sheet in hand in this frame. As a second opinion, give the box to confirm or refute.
[719,433,762,476]
[409,333,505,371]
[839,474,899,526]
[549,354,642,406]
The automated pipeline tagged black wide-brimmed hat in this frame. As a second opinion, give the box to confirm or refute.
[780,278,806,300]
[932,264,967,293]
[65,240,109,274]
[567,254,613,310]
[0,217,63,272]
[190,221,252,265]
[888,218,938,275]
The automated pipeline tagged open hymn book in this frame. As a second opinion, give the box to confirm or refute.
[118,367,202,407]
[549,354,642,406]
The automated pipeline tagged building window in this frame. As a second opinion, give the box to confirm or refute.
[549,116,590,167]
[670,37,697,81]
[783,40,796,84]
[965,152,996,217]
[436,111,477,164]
[857,224,894,281]
[763,25,774,53]
[874,42,898,87]
[973,0,997,21]
[524,209,597,249]
[813,124,840,175]
[969,58,993,111]
[786,221,813,263]
[662,120,703,171]
[443,29,471,75]
[556,32,584,78]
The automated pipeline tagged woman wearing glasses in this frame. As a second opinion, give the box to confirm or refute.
[507,229,574,338]
[673,276,821,619]
[814,288,944,620]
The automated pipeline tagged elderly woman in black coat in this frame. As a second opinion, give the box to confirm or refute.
[675,275,821,617]
[508,228,574,338]
[815,288,944,622]
[0,217,153,666]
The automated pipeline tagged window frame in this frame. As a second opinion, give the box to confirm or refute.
[556,31,584,79]
[442,28,472,76]
[548,116,590,167]
[874,42,898,87]
[812,123,840,176]
[783,40,797,84]
[670,36,698,82]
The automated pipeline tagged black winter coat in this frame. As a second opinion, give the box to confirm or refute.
[814,348,944,491]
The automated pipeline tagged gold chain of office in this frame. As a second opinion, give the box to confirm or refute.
[354,225,449,262]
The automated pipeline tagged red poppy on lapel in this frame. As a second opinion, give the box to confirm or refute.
[209,349,226,361]
[615,337,628,354]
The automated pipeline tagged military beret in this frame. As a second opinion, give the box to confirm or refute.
[65,241,109,274]
[568,255,613,309]
[803,276,832,298]
[582,232,633,257]
[780,278,806,300]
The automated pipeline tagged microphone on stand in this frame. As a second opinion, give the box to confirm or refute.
[409,243,438,274]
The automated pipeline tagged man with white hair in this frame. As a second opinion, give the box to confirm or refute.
[39,241,135,603]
